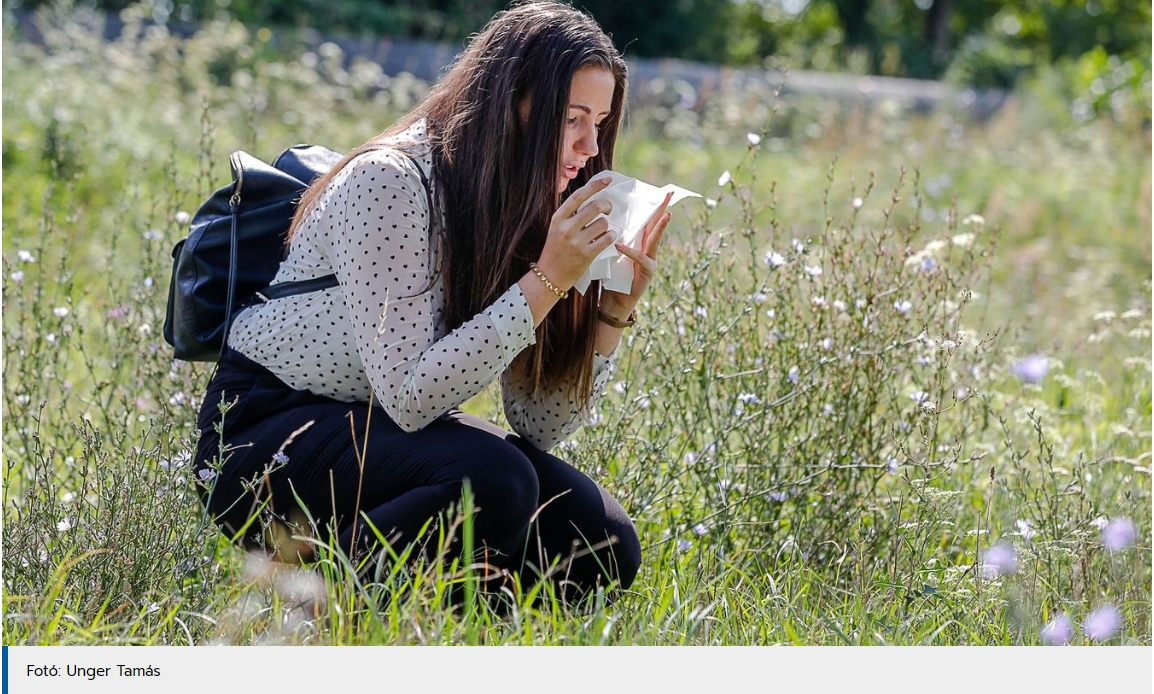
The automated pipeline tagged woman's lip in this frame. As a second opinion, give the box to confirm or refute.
[562,164,580,179]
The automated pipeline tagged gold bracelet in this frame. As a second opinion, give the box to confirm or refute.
[597,307,637,329]
[529,262,568,299]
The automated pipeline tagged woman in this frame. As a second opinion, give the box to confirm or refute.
[194,1,672,602]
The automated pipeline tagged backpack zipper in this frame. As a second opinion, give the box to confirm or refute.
[229,151,244,208]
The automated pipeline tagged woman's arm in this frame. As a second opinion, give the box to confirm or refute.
[327,151,540,432]
[500,351,615,451]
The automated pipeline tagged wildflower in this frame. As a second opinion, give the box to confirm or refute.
[765,250,786,267]
[787,366,800,385]
[894,300,912,313]
[951,232,975,247]
[822,403,834,416]
[940,340,956,350]
[981,542,1019,578]
[705,198,717,209]
[812,296,827,308]
[961,214,986,226]
[677,539,692,552]
[17,250,35,263]
[56,518,73,532]
[1010,354,1049,384]
[274,568,326,606]
[143,277,154,288]
[1015,519,1036,542]
[920,256,937,272]
[1101,517,1136,553]
[159,450,191,471]
[767,491,788,502]
[693,523,707,536]
[852,197,863,210]
[197,468,217,483]
[746,132,761,146]
[175,211,191,225]
[1040,613,1074,646]
[753,292,768,303]
[886,458,899,474]
[10,271,24,282]
[272,451,290,466]
[684,451,698,466]
[910,390,930,404]
[53,307,69,318]
[143,229,164,241]
[804,265,823,277]
[819,337,833,350]
[694,305,707,318]
[1082,605,1122,642]
[717,170,731,186]
[718,479,731,492]
[16,394,30,405]
[737,392,761,405]
[613,381,626,394]
[46,333,57,344]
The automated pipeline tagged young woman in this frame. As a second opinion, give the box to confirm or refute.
[194,1,672,602]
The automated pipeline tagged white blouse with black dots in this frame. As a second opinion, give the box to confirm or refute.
[228,120,614,451]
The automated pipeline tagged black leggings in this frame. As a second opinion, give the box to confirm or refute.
[194,348,641,600]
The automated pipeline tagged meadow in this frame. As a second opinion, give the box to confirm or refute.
[2,9,1150,646]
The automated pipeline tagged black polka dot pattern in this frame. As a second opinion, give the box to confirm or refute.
[229,120,615,450]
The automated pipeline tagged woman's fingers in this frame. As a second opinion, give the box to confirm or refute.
[615,241,656,276]
[557,176,613,219]
[643,211,672,259]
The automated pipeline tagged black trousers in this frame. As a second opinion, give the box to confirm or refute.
[194,348,641,599]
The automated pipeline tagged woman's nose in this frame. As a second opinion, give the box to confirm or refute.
[575,125,599,157]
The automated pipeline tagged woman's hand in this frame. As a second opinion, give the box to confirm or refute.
[600,191,673,320]
[534,176,616,291]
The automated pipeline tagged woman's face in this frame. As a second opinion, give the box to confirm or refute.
[555,67,616,194]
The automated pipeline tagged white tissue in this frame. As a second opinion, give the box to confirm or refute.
[571,171,701,295]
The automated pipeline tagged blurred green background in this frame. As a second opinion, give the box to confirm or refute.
[7,0,1151,123]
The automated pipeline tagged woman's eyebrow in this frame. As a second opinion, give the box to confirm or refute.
[568,104,612,116]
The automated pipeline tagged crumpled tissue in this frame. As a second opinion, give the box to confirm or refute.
[571,171,701,295]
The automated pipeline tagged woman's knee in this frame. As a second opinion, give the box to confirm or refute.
[432,430,540,540]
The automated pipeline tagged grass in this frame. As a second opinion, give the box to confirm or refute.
[2,9,1150,646]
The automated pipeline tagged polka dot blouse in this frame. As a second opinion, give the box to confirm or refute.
[229,120,615,451]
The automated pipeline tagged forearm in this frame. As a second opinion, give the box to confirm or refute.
[593,294,634,356]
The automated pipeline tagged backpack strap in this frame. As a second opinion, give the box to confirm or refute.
[227,152,433,335]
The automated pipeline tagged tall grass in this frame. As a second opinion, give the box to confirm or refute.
[3,8,1150,645]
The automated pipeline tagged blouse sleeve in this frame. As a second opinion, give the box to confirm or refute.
[500,351,616,451]
[324,150,537,432]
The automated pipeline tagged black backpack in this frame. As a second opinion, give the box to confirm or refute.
[162,144,430,362]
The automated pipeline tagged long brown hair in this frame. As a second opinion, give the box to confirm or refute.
[289,1,628,402]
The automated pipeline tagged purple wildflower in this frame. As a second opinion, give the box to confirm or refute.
[1101,517,1136,553]
[981,542,1019,578]
[1082,605,1122,642]
[1040,613,1073,646]
[1010,354,1049,384]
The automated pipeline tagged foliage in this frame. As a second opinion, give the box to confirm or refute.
[2,10,1150,645]
[6,0,1151,103]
